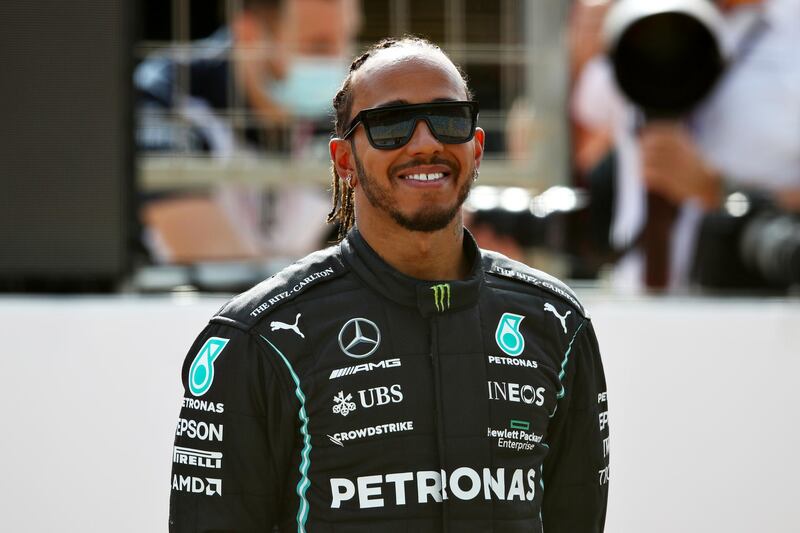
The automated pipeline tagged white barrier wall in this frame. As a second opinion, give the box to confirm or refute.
[0,294,798,532]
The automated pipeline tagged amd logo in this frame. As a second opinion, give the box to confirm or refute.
[171,475,222,496]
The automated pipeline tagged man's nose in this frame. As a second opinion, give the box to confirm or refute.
[403,118,444,155]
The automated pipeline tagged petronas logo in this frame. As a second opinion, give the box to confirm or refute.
[431,283,451,312]
[495,313,525,356]
[188,337,230,397]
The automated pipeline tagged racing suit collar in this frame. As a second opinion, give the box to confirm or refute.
[342,228,484,316]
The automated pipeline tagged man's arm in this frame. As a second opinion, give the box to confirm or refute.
[542,319,610,532]
[169,323,294,532]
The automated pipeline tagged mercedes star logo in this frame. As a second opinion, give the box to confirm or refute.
[338,317,381,359]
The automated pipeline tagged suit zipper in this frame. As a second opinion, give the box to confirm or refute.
[429,319,449,532]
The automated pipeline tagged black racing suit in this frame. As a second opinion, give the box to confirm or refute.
[169,229,610,532]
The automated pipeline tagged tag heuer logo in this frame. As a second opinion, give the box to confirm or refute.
[430,283,451,312]
[338,318,381,359]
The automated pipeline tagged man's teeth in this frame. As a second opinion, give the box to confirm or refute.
[404,172,445,181]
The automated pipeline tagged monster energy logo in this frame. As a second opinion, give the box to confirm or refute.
[431,283,451,312]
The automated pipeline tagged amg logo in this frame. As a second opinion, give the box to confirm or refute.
[173,446,223,469]
[171,474,222,496]
[329,358,401,380]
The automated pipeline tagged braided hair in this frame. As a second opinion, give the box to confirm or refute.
[326,36,473,241]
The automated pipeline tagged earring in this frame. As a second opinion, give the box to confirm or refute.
[344,174,353,188]
[472,169,479,182]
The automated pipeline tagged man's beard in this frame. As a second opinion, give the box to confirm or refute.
[353,150,474,233]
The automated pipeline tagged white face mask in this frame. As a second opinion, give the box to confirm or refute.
[268,56,348,119]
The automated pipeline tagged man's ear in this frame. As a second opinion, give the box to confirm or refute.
[473,127,486,170]
[329,138,357,185]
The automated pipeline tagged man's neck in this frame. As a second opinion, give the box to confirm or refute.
[355,215,470,281]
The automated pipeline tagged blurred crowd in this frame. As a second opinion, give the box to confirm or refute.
[134,0,800,294]
[136,0,360,263]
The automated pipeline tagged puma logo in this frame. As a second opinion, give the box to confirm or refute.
[270,313,304,338]
[543,303,571,334]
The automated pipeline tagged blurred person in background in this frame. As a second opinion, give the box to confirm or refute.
[137,0,361,264]
[568,0,614,177]
[478,0,617,279]
[169,36,609,531]
[571,0,800,292]
[136,0,360,156]
[466,210,527,262]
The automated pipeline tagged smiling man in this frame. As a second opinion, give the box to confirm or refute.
[169,37,609,532]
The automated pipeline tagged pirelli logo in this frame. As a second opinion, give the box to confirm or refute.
[329,358,402,380]
[431,283,451,312]
[173,446,223,469]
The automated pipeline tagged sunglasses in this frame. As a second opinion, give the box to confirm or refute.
[342,101,479,150]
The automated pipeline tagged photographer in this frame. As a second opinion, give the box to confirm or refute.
[572,0,800,292]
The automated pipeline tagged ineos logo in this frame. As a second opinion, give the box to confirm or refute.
[338,318,381,359]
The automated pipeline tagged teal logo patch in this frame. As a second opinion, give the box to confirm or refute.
[495,313,525,356]
[188,337,230,397]
[510,419,530,431]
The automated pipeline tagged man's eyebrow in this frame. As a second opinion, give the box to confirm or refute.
[373,97,460,108]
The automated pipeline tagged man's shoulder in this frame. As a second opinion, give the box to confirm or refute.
[480,249,588,318]
[211,245,351,331]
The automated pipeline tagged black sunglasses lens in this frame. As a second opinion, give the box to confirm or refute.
[365,103,474,148]
[427,106,473,143]
[367,112,416,148]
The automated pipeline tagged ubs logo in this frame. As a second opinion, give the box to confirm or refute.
[338,318,381,359]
